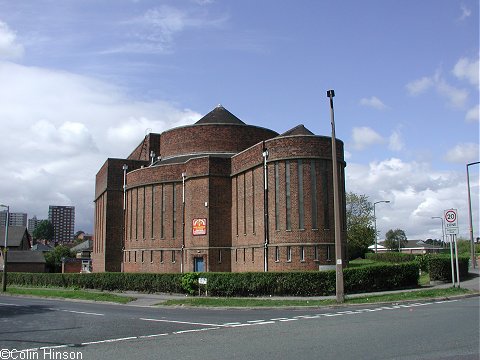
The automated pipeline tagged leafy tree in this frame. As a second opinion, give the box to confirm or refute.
[32,220,54,242]
[346,192,375,259]
[44,245,73,273]
[384,229,408,251]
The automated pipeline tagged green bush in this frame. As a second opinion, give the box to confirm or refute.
[366,252,415,263]
[8,262,419,297]
[429,255,469,282]
[181,273,199,295]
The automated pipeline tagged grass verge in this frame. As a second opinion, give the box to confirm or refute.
[5,287,136,304]
[161,287,475,307]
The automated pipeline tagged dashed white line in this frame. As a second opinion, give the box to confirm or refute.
[49,309,105,316]
[140,318,222,327]
[0,302,25,307]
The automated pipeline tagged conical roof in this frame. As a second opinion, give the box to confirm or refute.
[280,124,315,136]
[195,105,245,125]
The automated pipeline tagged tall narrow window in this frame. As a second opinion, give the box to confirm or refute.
[235,177,239,236]
[275,246,280,262]
[287,246,292,262]
[135,188,139,240]
[218,249,222,264]
[151,185,155,239]
[150,250,153,263]
[243,248,246,262]
[310,160,318,229]
[285,161,291,230]
[252,170,255,233]
[298,160,304,229]
[129,191,133,241]
[142,186,146,239]
[243,173,246,235]
[141,250,144,263]
[322,161,330,230]
[314,245,319,261]
[251,247,255,262]
[300,246,305,262]
[171,250,176,263]
[274,162,280,230]
[161,184,165,238]
[327,245,331,261]
[172,183,176,238]
[160,250,164,263]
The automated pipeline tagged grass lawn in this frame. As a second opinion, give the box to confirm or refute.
[162,287,474,307]
[5,287,136,304]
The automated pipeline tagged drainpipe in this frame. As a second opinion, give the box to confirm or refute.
[262,146,269,272]
[181,172,186,273]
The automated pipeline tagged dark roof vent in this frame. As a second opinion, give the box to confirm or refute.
[195,105,245,125]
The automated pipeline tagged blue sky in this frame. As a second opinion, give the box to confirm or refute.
[0,0,478,240]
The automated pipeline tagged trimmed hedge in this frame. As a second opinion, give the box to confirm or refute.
[7,272,183,293]
[8,262,419,297]
[429,255,469,282]
[366,252,415,263]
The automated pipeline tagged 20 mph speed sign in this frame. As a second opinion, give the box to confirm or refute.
[444,209,459,235]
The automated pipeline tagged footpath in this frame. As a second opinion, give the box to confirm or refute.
[119,267,480,307]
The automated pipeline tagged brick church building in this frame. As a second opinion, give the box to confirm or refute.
[93,105,346,273]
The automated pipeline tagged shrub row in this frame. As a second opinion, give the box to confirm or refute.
[366,252,415,263]
[7,272,183,293]
[8,262,419,297]
[428,255,469,282]
[202,263,419,297]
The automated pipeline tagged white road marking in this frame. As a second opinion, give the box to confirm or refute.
[140,318,223,327]
[174,327,220,334]
[48,308,105,316]
[0,302,24,307]
[5,299,462,353]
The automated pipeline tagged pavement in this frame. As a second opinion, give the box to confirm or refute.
[117,267,480,307]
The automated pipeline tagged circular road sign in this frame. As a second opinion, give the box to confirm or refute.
[445,210,457,223]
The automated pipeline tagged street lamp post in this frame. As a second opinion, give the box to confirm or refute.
[1,204,9,292]
[431,216,445,247]
[466,161,479,269]
[374,201,390,253]
[327,89,344,304]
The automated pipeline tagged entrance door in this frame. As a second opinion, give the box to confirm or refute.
[194,257,205,272]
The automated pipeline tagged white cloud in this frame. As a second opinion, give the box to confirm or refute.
[388,130,404,151]
[406,76,434,95]
[444,143,479,163]
[0,61,201,231]
[359,96,387,110]
[466,105,479,122]
[453,56,479,86]
[346,158,478,239]
[407,70,469,109]
[351,127,384,150]
[459,4,472,21]
[0,21,24,60]
[106,5,228,54]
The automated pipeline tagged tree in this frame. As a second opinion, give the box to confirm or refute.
[44,245,73,273]
[384,229,408,251]
[346,192,375,259]
[32,220,54,242]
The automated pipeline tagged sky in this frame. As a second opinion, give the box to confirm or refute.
[0,0,478,241]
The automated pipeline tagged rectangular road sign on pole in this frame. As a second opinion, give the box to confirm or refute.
[444,209,459,235]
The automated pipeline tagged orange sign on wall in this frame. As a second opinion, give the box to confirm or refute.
[192,218,207,236]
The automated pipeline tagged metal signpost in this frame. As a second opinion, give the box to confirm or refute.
[444,209,460,287]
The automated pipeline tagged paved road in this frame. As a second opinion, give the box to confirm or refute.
[0,295,478,360]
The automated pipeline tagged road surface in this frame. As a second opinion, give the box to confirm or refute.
[0,295,478,359]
